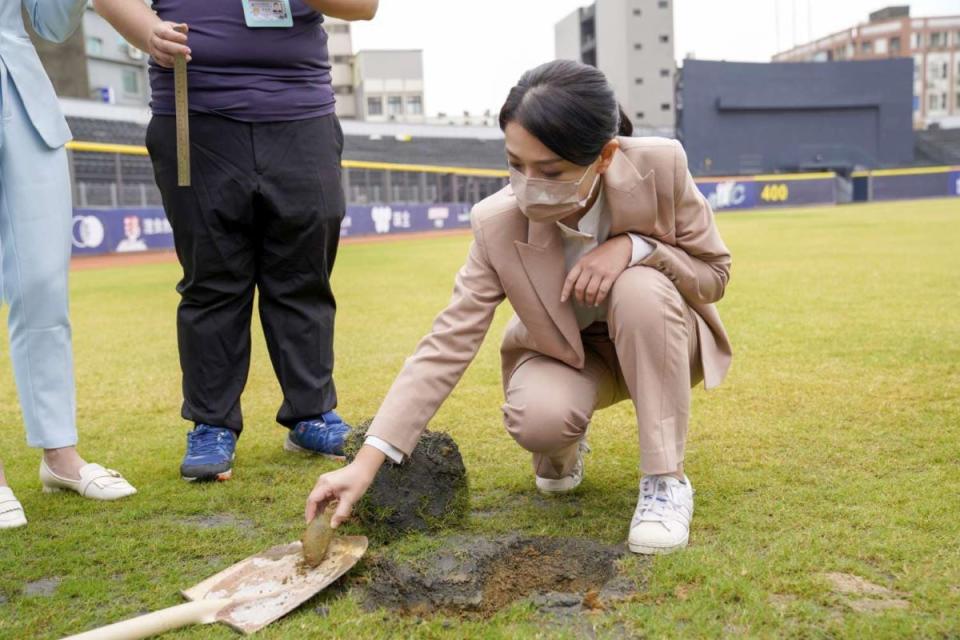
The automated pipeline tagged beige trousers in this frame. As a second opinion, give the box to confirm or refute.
[502,267,703,478]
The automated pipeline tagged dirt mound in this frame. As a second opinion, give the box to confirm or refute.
[362,535,630,618]
[344,421,468,539]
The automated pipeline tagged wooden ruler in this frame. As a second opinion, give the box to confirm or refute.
[174,27,190,187]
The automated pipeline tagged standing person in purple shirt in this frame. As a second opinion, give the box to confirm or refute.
[93,0,378,481]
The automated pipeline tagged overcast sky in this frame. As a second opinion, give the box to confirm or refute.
[350,0,959,117]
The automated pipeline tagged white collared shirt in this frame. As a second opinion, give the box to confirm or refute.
[557,189,654,329]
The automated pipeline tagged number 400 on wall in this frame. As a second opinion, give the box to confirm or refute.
[760,183,790,202]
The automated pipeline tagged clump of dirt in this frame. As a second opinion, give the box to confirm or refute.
[361,535,630,618]
[344,420,468,539]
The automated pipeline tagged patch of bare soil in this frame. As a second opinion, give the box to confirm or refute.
[362,535,634,618]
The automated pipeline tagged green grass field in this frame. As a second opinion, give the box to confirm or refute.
[1,198,958,639]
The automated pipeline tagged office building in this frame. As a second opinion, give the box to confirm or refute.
[353,49,425,124]
[29,3,150,107]
[555,0,676,134]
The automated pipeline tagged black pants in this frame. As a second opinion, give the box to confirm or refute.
[146,113,345,434]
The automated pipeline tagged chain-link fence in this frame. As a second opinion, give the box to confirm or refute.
[66,142,509,209]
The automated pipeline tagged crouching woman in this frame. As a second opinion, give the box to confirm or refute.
[306,60,732,554]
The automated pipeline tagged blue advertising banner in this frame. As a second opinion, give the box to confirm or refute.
[694,175,837,211]
[950,171,960,197]
[72,208,173,256]
[71,204,477,256]
[72,181,843,257]
[340,203,473,238]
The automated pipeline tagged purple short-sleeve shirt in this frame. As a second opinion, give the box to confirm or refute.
[149,0,336,121]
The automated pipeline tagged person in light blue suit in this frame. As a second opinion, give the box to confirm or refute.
[0,0,136,530]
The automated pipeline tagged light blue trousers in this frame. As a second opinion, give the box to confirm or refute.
[0,58,77,449]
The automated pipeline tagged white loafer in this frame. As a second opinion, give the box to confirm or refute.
[0,487,27,529]
[39,461,137,501]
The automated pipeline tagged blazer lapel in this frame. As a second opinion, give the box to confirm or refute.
[514,220,583,361]
[603,148,659,237]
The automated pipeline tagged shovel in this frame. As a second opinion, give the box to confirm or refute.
[62,535,367,639]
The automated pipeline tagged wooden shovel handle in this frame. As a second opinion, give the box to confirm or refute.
[61,598,231,640]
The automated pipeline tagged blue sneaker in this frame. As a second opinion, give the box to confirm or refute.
[180,424,237,482]
[284,411,351,460]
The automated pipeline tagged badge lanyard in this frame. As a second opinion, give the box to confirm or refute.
[241,0,294,28]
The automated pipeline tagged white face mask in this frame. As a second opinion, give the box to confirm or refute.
[509,161,601,224]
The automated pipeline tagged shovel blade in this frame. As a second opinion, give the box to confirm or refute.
[181,536,367,635]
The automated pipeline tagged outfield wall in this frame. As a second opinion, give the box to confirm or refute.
[694,172,837,211]
[72,203,477,256]
[71,175,840,256]
[68,156,957,257]
[852,166,960,202]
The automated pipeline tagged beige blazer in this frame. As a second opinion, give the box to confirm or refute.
[367,137,733,456]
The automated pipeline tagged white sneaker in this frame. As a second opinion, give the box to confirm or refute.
[40,461,137,501]
[628,474,694,554]
[0,487,27,530]
[535,439,590,494]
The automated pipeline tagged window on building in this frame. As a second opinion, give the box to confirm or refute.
[660,103,670,111]
[861,40,873,54]
[875,38,888,55]
[85,36,103,56]
[913,94,920,112]
[889,37,901,54]
[658,0,668,7]
[929,93,939,110]
[660,68,670,77]
[406,96,423,115]
[659,35,669,43]
[388,96,403,116]
[910,33,920,49]
[367,96,383,116]
[955,31,960,46]
[122,69,139,95]
[930,32,947,48]
[942,93,948,110]
[943,62,950,78]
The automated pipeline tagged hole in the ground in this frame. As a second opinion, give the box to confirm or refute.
[362,535,629,618]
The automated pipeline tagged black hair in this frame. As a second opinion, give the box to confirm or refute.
[499,60,634,166]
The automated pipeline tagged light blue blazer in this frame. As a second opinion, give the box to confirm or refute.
[0,0,85,149]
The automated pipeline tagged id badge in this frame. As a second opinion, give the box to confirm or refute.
[242,0,294,28]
